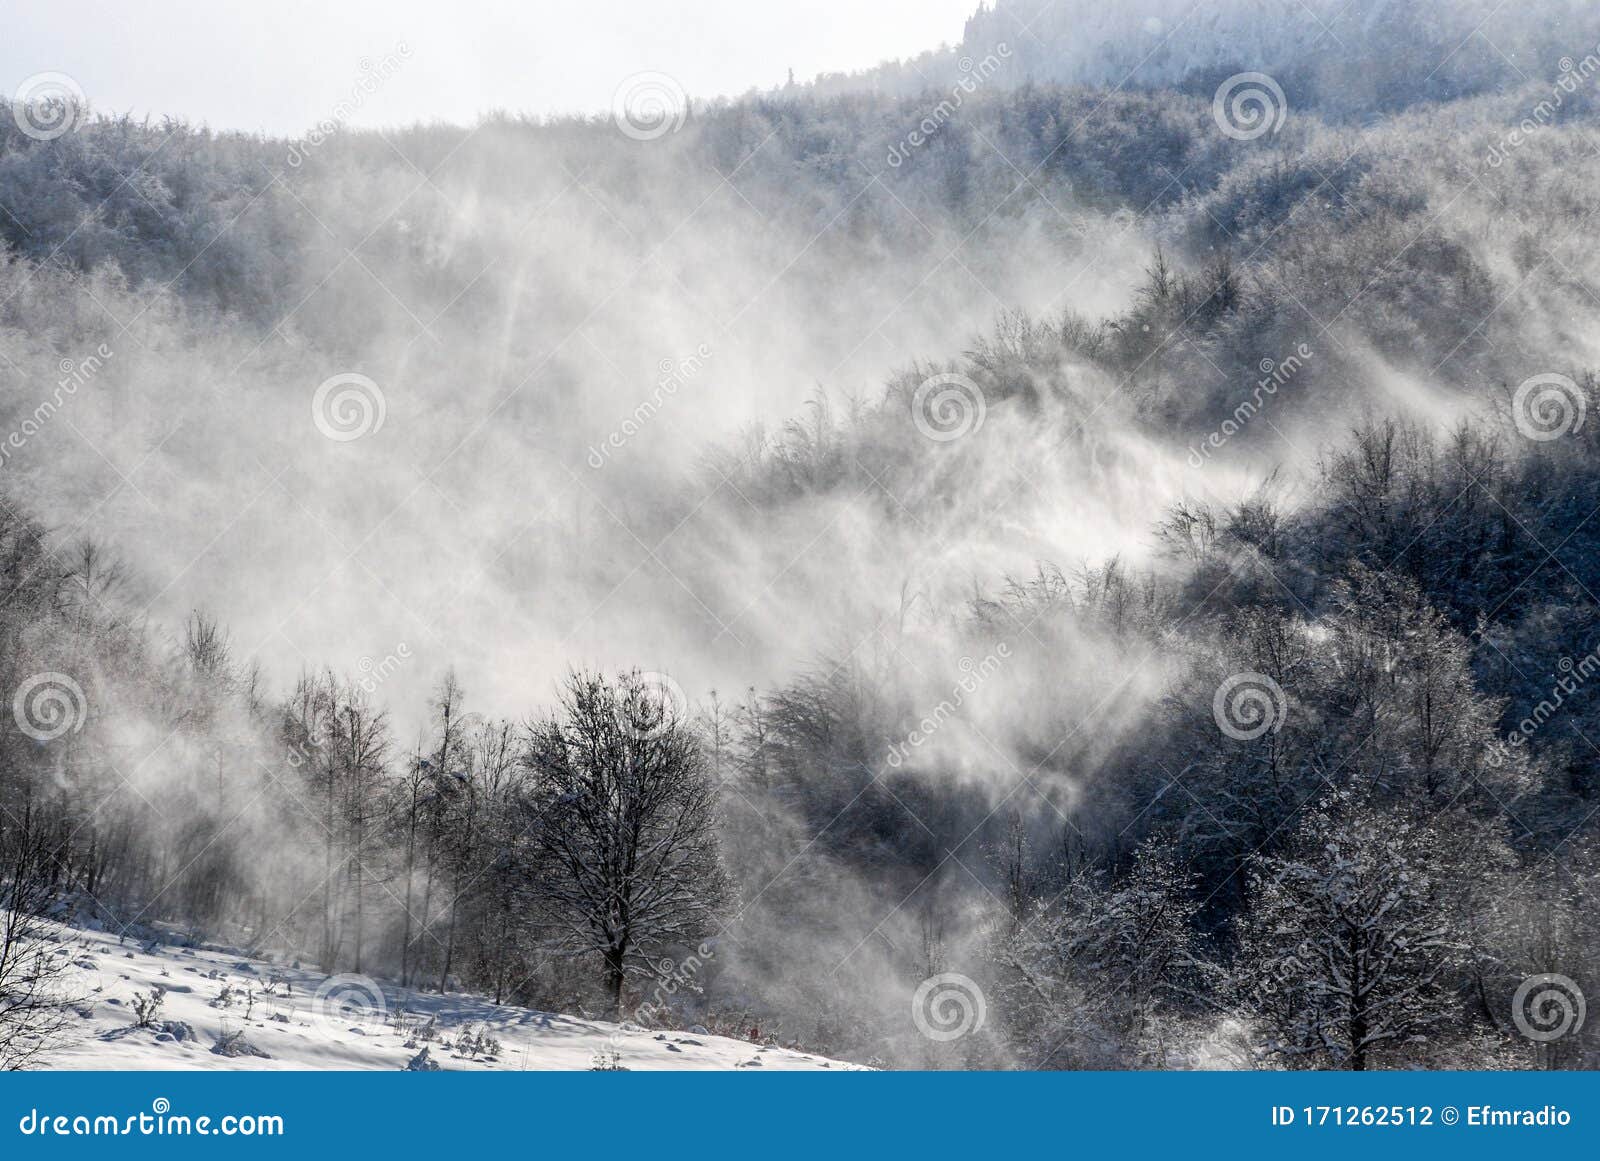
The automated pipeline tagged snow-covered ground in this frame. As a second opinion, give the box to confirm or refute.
[31,920,861,1072]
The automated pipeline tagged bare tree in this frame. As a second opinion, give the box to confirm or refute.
[1,824,74,1069]
[995,842,1214,1068]
[328,683,392,975]
[1235,792,1465,1070]
[417,671,471,991]
[522,669,732,1016]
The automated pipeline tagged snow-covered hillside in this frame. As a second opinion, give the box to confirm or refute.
[821,0,1586,112]
[31,920,862,1072]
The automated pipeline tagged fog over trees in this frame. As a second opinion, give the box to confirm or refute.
[3,0,1600,1069]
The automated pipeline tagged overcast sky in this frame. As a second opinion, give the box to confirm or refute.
[2,0,977,135]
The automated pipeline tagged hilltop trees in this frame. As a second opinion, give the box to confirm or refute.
[994,843,1215,1068]
[4,346,1598,1067]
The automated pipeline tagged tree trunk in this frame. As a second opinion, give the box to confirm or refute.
[438,901,456,994]
[604,947,626,1018]
[399,782,418,987]
[1348,924,1367,1070]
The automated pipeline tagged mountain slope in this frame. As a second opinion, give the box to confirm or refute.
[33,918,860,1072]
